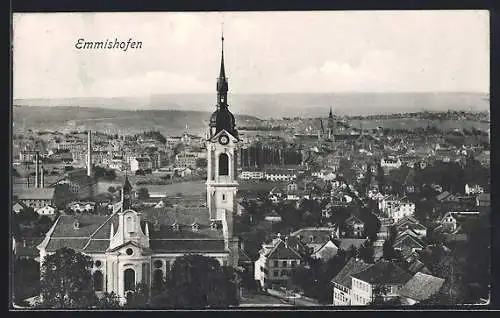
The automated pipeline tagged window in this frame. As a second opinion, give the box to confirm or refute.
[273,270,279,277]
[126,248,133,256]
[154,260,163,269]
[282,261,287,267]
[95,260,102,268]
[281,270,289,277]
[273,260,279,267]
[126,216,134,233]
[291,261,297,267]
[93,270,103,291]
[222,194,226,201]
[124,268,135,291]
[219,153,229,176]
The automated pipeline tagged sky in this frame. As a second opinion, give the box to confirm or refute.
[13,11,489,99]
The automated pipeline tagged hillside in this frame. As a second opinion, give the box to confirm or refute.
[12,106,262,136]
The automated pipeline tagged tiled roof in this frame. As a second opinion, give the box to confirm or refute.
[338,238,368,251]
[16,188,55,200]
[394,234,424,249]
[331,257,372,288]
[15,237,44,257]
[407,259,432,275]
[238,248,252,262]
[351,260,412,285]
[290,227,337,244]
[345,215,364,226]
[399,272,445,301]
[266,240,302,260]
[149,239,226,253]
[312,240,338,260]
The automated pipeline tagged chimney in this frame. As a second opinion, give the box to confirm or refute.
[87,130,92,177]
[40,163,45,188]
[35,152,39,188]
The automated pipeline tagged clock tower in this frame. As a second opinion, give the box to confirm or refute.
[206,32,239,221]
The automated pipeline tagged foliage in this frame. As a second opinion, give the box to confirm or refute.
[137,187,150,200]
[195,158,208,169]
[150,255,240,308]
[107,186,116,193]
[358,241,375,263]
[140,130,167,144]
[94,166,117,181]
[39,247,95,308]
[94,292,121,309]
[124,282,150,308]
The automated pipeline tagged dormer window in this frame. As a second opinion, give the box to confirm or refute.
[192,223,200,232]
[172,223,180,232]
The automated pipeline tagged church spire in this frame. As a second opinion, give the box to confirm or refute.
[329,106,333,119]
[216,25,228,108]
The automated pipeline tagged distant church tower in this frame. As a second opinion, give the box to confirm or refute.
[206,32,239,222]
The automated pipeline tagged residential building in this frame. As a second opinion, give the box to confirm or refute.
[265,169,297,182]
[332,258,372,306]
[476,193,490,207]
[465,184,484,195]
[380,156,402,171]
[36,205,57,216]
[254,236,303,289]
[344,215,365,238]
[350,260,412,305]
[399,272,445,305]
[239,169,265,180]
[15,188,56,210]
[130,157,152,172]
[175,151,204,169]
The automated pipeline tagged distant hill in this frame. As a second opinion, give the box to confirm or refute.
[12,106,262,136]
[13,92,489,119]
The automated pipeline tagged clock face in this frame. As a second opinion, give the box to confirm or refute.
[219,135,229,145]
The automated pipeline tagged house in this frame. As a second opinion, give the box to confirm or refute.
[440,212,458,233]
[338,238,369,252]
[290,226,339,250]
[344,215,365,238]
[130,157,152,172]
[406,259,432,275]
[311,240,339,261]
[15,188,56,210]
[239,169,265,180]
[13,201,28,214]
[380,156,402,172]
[398,272,445,305]
[268,186,284,203]
[36,205,57,216]
[394,216,427,239]
[254,236,303,290]
[332,258,373,306]
[393,233,424,260]
[465,184,484,196]
[350,260,412,305]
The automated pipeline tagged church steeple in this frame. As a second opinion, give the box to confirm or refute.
[217,30,228,107]
[209,29,237,139]
[329,106,333,119]
[121,173,133,211]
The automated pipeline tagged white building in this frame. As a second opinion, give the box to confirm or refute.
[130,157,152,172]
[239,170,265,180]
[36,205,57,216]
[465,184,484,195]
[380,156,402,171]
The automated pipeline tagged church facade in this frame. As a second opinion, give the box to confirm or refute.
[36,35,240,302]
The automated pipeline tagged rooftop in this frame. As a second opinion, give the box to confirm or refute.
[15,188,55,200]
[331,257,372,288]
[351,260,412,285]
[398,272,445,301]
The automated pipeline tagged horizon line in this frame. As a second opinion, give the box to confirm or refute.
[13,91,489,101]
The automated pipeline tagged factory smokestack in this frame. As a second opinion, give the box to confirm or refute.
[87,130,92,177]
[35,152,39,188]
[40,162,44,188]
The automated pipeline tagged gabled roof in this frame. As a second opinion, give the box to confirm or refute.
[345,215,364,226]
[407,259,432,275]
[338,238,368,251]
[266,239,303,260]
[312,240,338,260]
[331,257,372,288]
[394,234,424,250]
[351,260,412,285]
[399,272,445,301]
[436,191,451,201]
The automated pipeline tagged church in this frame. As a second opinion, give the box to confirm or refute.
[37,34,241,302]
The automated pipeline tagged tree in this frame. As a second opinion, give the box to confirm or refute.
[107,186,116,194]
[150,255,239,308]
[94,292,121,309]
[137,187,150,200]
[359,242,375,263]
[39,247,94,308]
[124,282,149,308]
[196,158,208,169]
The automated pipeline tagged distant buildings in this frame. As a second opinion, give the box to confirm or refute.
[130,157,152,172]
[15,188,56,210]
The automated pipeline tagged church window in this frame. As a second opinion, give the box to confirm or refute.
[154,260,163,269]
[126,248,133,256]
[124,268,135,291]
[126,215,134,233]
[93,270,103,291]
[95,260,102,268]
[153,269,164,291]
[222,194,226,201]
[219,153,229,176]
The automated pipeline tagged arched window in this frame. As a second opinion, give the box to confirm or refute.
[153,269,164,291]
[126,215,134,233]
[219,153,229,176]
[93,270,103,291]
[124,268,135,291]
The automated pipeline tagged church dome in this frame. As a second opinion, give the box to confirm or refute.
[209,107,237,137]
